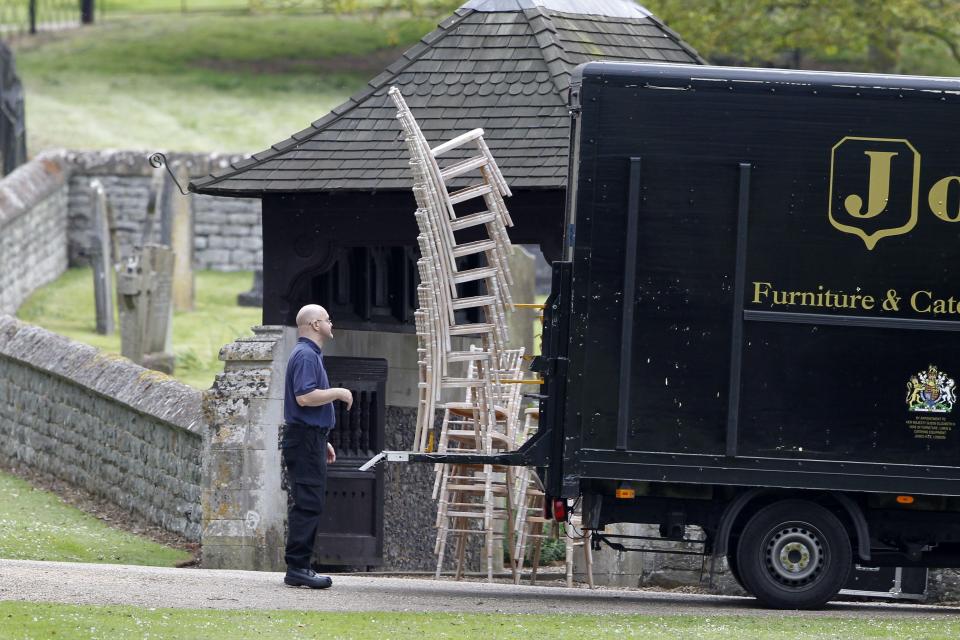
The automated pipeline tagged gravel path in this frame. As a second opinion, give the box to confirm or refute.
[1,559,958,618]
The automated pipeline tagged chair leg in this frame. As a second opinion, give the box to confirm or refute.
[483,464,494,582]
[584,530,595,589]
[504,470,517,583]
[530,523,543,586]
[455,516,468,581]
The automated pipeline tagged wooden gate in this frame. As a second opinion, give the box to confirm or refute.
[313,356,387,568]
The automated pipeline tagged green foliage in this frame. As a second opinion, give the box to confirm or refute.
[0,472,190,566]
[648,0,960,74]
[16,268,262,389]
[503,520,566,566]
[538,535,566,564]
[2,603,960,639]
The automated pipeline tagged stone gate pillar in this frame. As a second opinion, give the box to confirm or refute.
[200,325,292,570]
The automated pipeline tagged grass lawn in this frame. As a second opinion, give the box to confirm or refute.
[0,472,190,566]
[0,604,958,640]
[13,11,436,153]
[16,268,261,389]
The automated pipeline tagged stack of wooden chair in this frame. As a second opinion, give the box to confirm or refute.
[511,408,595,588]
[391,86,531,581]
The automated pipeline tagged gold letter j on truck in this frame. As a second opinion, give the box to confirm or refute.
[828,137,921,250]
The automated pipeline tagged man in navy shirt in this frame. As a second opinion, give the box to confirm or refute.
[281,304,352,589]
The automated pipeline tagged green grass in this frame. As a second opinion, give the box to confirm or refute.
[0,604,958,640]
[13,12,435,153]
[102,0,254,12]
[0,473,190,566]
[16,268,261,389]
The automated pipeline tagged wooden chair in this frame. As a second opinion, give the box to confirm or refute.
[391,87,515,314]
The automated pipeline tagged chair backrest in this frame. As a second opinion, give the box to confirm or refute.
[390,87,458,221]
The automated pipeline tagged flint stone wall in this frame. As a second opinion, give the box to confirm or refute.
[0,152,69,316]
[64,151,262,271]
[0,316,204,540]
[381,406,481,572]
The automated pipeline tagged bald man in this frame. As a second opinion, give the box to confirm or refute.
[281,304,353,589]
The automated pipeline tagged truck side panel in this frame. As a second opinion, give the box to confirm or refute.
[564,63,960,492]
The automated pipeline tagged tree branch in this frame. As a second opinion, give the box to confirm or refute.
[904,24,960,64]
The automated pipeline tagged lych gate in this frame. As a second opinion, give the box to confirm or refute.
[192,0,703,570]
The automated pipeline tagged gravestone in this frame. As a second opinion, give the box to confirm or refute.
[143,167,165,245]
[117,169,176,373]
[88,179,115,335]
[117,244,175,374]
[167,162,195,312]
[142,244,175,373]
[237,269,263,307]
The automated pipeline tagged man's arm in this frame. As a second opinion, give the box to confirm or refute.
[296,387,353,409]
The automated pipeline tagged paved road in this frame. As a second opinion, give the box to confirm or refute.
[1,559,958,618]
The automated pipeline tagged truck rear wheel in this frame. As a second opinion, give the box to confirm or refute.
[735,500,852,609]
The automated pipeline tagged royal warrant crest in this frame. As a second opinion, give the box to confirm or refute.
[907,365,956,413]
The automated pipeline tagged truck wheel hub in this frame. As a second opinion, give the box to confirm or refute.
[766,525,823,584]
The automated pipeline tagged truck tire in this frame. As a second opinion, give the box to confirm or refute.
[735,500,852,609]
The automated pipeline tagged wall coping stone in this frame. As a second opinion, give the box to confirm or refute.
[0,315,203,434]
[0,150,68,228]
[64,149,252,181]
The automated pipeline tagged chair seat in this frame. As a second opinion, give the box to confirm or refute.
[445,402,511,421]
[443,484,510,493]
[440,376,489,388]
[447,350,493,362]
[445,431,514,450]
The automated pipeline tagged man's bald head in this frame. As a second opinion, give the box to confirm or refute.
[296,304,327,327]
[296,304,333,344]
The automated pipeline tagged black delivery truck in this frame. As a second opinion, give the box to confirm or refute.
[366,62,960,609]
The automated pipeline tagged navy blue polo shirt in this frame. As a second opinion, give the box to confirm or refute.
[283,337,336,429]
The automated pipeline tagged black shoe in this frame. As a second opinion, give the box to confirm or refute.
[284,567,332,589]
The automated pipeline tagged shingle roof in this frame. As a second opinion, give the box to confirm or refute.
[190,0,703,197]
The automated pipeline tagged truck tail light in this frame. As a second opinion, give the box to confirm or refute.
[552,498,568,521]
[897,495,915,504]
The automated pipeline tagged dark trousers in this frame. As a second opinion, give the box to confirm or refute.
[281,425,329,570]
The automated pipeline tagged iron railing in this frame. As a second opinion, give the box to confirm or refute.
[0,0,95,38]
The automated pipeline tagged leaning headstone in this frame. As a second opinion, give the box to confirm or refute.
[167,162,195,312]
[117,244,175,374]
[88,179,115,335]
[141,244,176,374]
[237,269,264,307]
[117,255,149,365]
